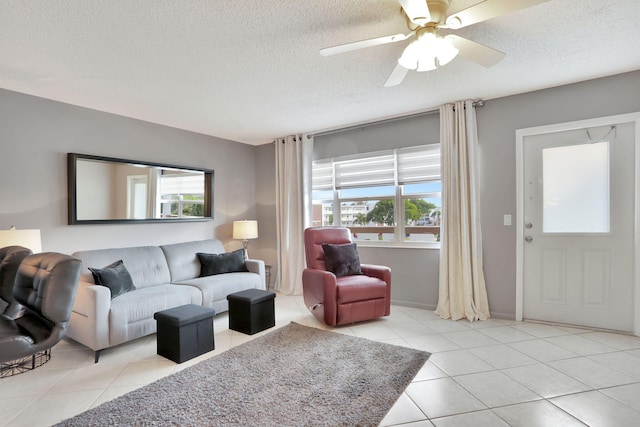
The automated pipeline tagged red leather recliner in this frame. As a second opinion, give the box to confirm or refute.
[302,227,391,326]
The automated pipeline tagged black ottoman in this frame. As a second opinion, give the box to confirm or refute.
[154,304,215,363]
[227,289,276,335]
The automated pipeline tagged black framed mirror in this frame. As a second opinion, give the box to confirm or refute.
[68,153,214,224]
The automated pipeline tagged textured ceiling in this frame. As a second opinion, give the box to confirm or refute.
[1,0,639,145]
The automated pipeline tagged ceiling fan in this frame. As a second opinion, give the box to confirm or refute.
[320,0,551,87]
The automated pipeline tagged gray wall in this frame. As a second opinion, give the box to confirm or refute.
[314,113,441,159]
[0,88,258,255]
[478,70,640,319]
[307,70,640,317]
[253,143,278,287]
[2,70,639,318]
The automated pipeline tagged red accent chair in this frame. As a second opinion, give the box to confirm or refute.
[302,227,391,326]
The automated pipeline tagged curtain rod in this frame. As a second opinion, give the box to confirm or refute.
[312,99,484,138]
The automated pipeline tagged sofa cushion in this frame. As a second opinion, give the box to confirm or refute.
[161,239,225,282]
[88,260,136,299]
[198,249,248,276]
[322,243,362,277]
[109,284,202,347]
[175,271,262,312]
[73,246,171,289]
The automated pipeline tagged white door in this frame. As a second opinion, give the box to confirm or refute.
[127,175,148,219]
[522,121,635,332]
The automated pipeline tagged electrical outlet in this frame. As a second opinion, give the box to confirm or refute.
[504,215,512,226]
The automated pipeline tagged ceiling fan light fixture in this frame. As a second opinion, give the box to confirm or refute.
[397,26,441,68]
[434,37,459,66]
[398,41,421,70]
[416,55,437,72]
[403,33,459,72]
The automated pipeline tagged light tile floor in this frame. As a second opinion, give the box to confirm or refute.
[2,294,640,426]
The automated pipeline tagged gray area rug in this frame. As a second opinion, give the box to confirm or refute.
[57,322,430,427]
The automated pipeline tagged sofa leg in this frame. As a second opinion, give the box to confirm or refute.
[94,350,101,363]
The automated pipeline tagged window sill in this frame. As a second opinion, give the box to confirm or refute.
[355,242,440,250]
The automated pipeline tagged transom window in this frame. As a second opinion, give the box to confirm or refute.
[312,145,441,245]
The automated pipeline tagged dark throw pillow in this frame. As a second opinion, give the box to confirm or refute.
[88,260,136,300]
[197,249,248,277]
[322,242,363,277]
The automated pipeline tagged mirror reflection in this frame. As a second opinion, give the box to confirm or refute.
[68,153,213,224]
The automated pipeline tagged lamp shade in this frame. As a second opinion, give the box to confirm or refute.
[0,228,42,253]
[233,220,258,240]
[399,33,459,72]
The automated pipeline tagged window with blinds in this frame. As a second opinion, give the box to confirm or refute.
[311,144,441,245]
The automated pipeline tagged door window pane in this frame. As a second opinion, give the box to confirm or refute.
[543,141,610,233]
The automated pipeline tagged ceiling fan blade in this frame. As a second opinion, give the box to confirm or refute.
[399,0,431,27]
[446,35,505,68]
[384,63,409,87]
[444,0,551,29]
[320,32,413,56]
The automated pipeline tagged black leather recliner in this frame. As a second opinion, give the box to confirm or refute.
[0,245,33,319]
[0,252,82,375]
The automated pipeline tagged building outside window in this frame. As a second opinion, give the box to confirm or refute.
[312,144,441,246]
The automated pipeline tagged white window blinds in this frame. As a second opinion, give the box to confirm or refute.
[334,152,395,189]
[160,172,203,195]
[312,160,333,191]
[398,144,441,184]
[312,144,440,190]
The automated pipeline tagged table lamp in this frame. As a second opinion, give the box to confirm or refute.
[0,226,42,253]
[233,220,258,259]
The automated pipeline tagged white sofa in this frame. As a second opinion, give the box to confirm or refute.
[67,239,265,362]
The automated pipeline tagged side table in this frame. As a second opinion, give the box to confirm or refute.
[265,264,272,290]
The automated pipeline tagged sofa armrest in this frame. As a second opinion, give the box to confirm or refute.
[245,259,266,289]
[66,280,111,351]
[302,268,338,325]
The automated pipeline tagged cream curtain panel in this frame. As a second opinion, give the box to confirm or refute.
[275,134,313,295]
[436,100,490,321]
